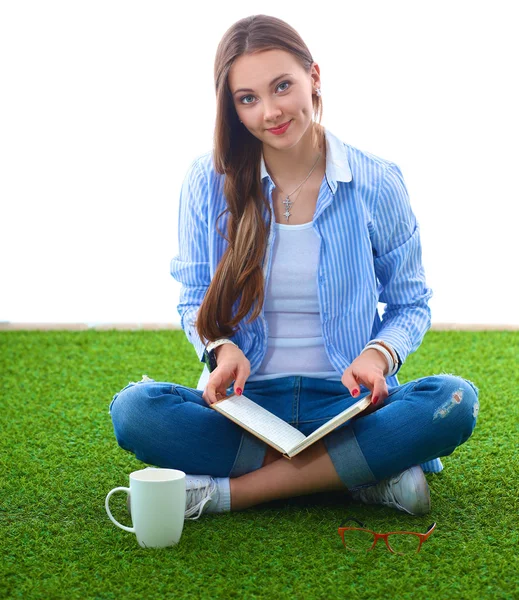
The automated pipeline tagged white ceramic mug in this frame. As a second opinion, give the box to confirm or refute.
[105,468,186,548]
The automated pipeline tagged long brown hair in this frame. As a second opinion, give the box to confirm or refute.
[195,14,324,345]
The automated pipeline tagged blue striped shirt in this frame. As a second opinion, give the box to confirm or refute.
[170,127,442,473]
[171,127,433,379]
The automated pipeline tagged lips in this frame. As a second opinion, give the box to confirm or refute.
[267,120,292,134]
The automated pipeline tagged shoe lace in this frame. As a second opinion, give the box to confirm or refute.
[355,475,406,512]
[184,478,217,521]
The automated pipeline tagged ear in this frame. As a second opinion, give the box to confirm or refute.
[310,62,321,90]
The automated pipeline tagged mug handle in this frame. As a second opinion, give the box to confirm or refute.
[105,487,135,533]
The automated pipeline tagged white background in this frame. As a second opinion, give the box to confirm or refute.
[1,0,518,327]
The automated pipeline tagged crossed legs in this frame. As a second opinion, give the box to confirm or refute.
[229,441,345,511]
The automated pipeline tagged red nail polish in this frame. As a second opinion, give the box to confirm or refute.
[236,388,243,395]
[352,389,359,397]
[373,396,379,404]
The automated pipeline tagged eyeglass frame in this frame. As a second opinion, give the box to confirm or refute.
[338,517,437,554]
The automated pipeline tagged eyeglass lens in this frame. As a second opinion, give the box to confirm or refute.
[342,529,376,551]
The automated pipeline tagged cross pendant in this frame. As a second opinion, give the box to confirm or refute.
[283,196,293,222]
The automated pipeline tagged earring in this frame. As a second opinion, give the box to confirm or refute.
[315,88,322,97]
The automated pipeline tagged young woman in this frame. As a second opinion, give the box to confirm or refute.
[109,14,479,520]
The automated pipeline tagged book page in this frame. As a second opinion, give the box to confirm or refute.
[212,394,306,454]
[288,395,372,457]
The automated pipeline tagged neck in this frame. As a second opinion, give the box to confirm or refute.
[262,124,325,186]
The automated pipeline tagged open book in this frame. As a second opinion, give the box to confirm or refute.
[211,393,372,458]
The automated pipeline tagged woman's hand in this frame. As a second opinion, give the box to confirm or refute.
[202,344,251,406]
[342,348,389,410]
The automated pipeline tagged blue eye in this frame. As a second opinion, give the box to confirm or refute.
[240,81,291,105]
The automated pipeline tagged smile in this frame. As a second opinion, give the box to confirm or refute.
[267,120,292,135]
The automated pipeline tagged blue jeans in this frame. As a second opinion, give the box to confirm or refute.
[109,374,479,490]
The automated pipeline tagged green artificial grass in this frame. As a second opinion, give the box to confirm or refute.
[1,330,518,599]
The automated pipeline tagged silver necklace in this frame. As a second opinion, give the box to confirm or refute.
[268,152,322,223]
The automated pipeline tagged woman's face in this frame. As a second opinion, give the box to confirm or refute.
[228,49,320,148]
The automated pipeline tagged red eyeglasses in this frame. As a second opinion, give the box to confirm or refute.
[338,518,436,555]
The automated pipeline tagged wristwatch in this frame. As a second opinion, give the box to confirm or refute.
[203,339,237,373]
[203,346,218,373]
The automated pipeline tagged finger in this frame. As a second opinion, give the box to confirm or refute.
[233,365,249,396]
[204,379,223,405]
[371,374,389,405]
[202,387,215,406]
[211,365,236,401]
[341,369,362,397]
[202,390,212,406]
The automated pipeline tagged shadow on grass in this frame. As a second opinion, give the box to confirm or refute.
[256,490,353,511]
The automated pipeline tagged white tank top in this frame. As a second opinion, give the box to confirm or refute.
[248,221,341,382]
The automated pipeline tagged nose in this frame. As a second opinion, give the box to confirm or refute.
[263,99,283,125]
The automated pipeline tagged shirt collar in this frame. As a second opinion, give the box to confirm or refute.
[260,126,353,188]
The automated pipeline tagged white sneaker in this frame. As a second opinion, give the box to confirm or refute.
[349,465,431,515]
[184,475,219,520]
